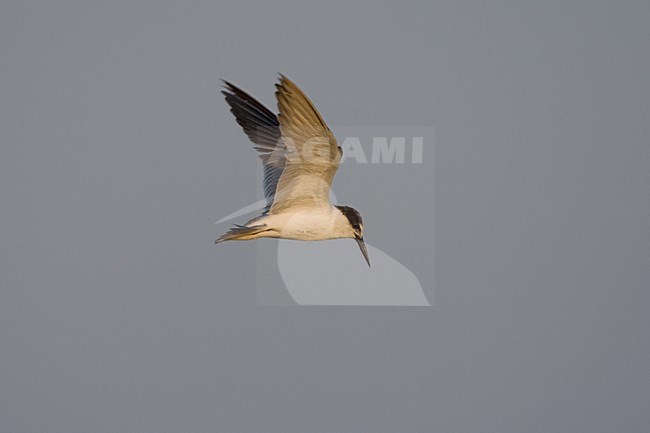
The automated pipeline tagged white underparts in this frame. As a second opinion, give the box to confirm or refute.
[247,206,353,241]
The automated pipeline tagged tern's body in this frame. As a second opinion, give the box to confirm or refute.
[215,76,370,266]
[244,206,352,241]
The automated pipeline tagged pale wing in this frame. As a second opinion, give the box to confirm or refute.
[222,81,285,214]
[269,75,341,214]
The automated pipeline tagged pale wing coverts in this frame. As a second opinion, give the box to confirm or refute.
[270,76,342,214]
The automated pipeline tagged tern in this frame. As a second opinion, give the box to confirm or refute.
[215,75,370,266]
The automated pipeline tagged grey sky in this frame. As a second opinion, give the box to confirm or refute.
[1,1,649,432]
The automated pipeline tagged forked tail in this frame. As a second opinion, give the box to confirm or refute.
[215,224,271,243]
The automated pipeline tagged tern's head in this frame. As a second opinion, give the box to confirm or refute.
[335,205,370,267]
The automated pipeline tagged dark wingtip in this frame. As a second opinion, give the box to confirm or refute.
[221,79,236,92]
[220,80,233,98]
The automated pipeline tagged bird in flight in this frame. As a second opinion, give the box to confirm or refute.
[215,75,370,266]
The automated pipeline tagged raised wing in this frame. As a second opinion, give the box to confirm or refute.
[270,75,341,214]
[222,81,285,214]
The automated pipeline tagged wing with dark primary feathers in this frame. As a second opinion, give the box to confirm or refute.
[221,81,285,214]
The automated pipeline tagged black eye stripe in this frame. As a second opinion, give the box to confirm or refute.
[335,205,363,230]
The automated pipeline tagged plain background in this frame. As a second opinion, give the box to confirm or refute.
[1,1,649,432]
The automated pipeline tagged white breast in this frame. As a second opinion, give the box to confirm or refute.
[259,207,348,241]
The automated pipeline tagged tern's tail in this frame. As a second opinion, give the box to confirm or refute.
[215,224,271,243]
